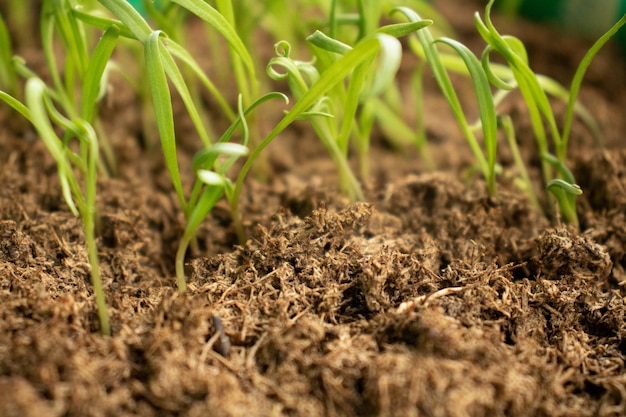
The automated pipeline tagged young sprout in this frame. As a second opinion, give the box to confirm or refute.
[96,0,256,202]
[228,27,427,242]
[265,40,362,202]
[397,0,623,226]
[40,0,120,176]
[475,0,626,225]
[324,2,438,178]
[1,76,110,336]
[543,153,583,228]
[175,92,287,292]
[176,139,249,293]
[0,0,134,335]
[94,0,290,291]
[265,9,431,200]
[394,7,498,196]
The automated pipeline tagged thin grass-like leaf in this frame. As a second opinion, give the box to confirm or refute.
[175,100,251,292]
[393,7,491,188]
[0,91,33,122]
[547,179,582,196]
[193,143,249,172]
[81,24,120,122]
[541,152,577,185]
[546,179,581,227]
[336,54,373,155]
[144,30,187,212]
[475,1,561,173]
[73,7,137,39]
[166,41,236,121]
[366,32,403,97]
[214,0,256,101]
[0,14,17,94]
[25,78,80,216]
[169,0,256,94]
[376,20,433,38]
[157,45,213,147]
[561,13,626,159]
[41,2,74,117]
[436,37,498,195]
[24,77,110,334]
[97,0,152,42]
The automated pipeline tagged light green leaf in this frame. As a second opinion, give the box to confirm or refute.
[144,30,186,212]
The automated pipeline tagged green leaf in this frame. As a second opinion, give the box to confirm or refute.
[307,30,352,55]
[393,7,491,191]
[166,40,236,121]
[72,7,137,39]
[366,32,402,97]
[25,77,80,216]
[0,91,33,122]
[144,30,186,212]
[97,0,152,42]
[81,24,120,122]
[561,13,626,159]
[541,152,576,185]
[169,0,256,94]
[0,13,17,93]
[234,34,398,226]
[436,37,498,195]
[157,44,213,147]
[197,170,227,186]
[193,142,249,172]
[376,20,432,38]
[547,179,583,196]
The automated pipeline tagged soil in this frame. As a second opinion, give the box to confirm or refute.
[1,1,626,416]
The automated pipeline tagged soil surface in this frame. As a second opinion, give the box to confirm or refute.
[1,1,626,416]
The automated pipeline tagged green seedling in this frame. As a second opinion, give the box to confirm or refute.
[430,46,604,146]
[1,77,110,336]
[176,92,287,292]
[75,0,429,290]
[40,0,119,176]
[324,0,442,175]
[266,6,431,199]
[394,7,498,196]
[230,26,428,242]
[475,0,626,225]
[93,0,247,209]
[338,0,456,169]
[140,0,222,150]
[0,0,131,335]
[2,0,622,326]
[1,0,260,327]
[396,0,624,225]
[92,0,288,291]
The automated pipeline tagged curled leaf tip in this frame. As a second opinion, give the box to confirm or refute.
[547,179,583,196]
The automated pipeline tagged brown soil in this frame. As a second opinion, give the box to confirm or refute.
[1,1,626,416]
